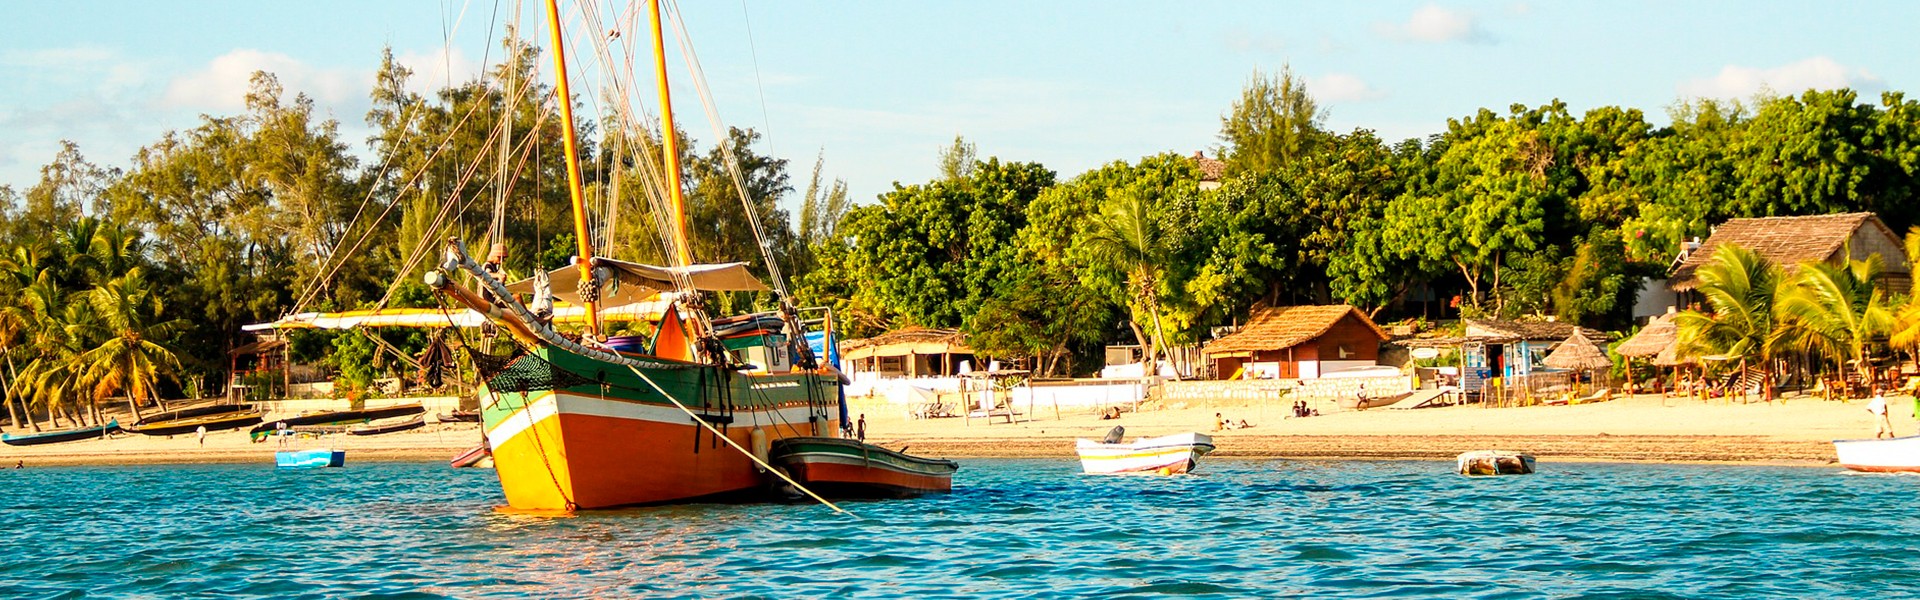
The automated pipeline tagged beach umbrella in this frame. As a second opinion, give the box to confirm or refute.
[1544,330,1610,371]
[1616,310,1677,358]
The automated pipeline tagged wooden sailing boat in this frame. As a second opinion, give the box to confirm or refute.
[426,0,845,511]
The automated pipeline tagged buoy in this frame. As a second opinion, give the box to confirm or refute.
[750,428,769,473]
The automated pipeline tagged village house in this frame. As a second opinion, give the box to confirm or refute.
[1639,212,1912,317]
[1203,304,1388,379]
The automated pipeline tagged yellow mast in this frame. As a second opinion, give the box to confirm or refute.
[542,0,600,337]
[650,0,692,266]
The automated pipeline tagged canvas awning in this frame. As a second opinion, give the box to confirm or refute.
[506,258,769,305]
[242,298,676,331]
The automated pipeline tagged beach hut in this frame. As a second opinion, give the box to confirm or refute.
[841,327,975,380]
[1667,212,1911,299]
[1203,304,1388,380]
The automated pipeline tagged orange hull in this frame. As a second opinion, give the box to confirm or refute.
[488,390,838,510]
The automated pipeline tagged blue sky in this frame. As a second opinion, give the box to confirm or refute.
[3,1,1917,211]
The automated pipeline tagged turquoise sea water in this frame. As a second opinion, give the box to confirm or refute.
[2,458,1915,598]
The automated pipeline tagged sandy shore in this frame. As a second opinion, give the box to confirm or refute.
[0,393,1902,467]
[858,392,1906,466]
[0,421,482,467]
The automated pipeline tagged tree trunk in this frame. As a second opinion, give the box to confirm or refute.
[125,384,145,421]
[1455,259,1481,311]
[1146,287,1176,381]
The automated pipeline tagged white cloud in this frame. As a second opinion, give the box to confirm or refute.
[162,49,364,112]
[1678,56,1883,99]
[1376,4,1490,44]
[1307,73,1385,103]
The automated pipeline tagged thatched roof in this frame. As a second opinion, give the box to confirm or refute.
[1205,305,1387,356]
[1464,318,1599,342]
[1543,330,1610,371]
[1616,311,1678,358]
[1651,339,1690,367]
[1191,151,1226,182]
[1669,212,1898,291]
[842,327,971,360]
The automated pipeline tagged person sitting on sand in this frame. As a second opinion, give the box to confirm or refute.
[1214,412,1225,432]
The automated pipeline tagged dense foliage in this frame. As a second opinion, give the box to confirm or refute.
[11,45,1920,428]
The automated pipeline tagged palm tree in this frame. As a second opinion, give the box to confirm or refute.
[1775,255,1895,393]
[13,274,87,429]
[1081,189,1172,369]
[1673,244,1784,400]
[80,268,185,419]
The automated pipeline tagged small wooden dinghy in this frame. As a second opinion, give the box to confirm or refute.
[2,419,119,446]
[1832,435,1920,472]
[1076,430,1215,475]
[1338,391,1415,411]
[348,415,426,436]
[1457,450,1535,476]
[767,437,958,498]
[450,444,494,468]
[436,410,480,423]
[276,449,346,468]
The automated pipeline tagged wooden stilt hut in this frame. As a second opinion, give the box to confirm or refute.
[1615,309,1678,395]
[1543,330,1612,401]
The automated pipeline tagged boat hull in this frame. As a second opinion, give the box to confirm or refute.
[2,419,119,446]
[348,416,426,436]
[769,437,957,498]
[276,449,346,468]
[1457,450,1536,475]
[1076,432,1215,475]
[481,347,842,510]
[450,444,493,468]
[1338,391,1413,410]
[129,410,263,437]
[251,404,426,440]
[1833,436,1920,472]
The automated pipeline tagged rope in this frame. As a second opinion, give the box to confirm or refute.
[619,362,850,516]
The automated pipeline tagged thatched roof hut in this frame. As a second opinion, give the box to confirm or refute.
[1669,212,1910,292]
[1543,330,1610,371]
[1616,310,1678,358]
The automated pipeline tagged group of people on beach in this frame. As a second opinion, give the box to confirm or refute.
[1289,400,1318,418]
[1213,413,1253,431]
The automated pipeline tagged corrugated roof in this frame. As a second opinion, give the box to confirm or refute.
[1669,212,1894,291]
[1204,305,1386,355]
[1464,318,1598,341]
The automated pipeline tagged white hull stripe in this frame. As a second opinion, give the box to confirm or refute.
[487,392,831,450]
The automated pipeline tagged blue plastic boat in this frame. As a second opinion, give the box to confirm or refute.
[275,449,346,469]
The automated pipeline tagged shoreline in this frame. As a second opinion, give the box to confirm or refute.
[0,392,1884,468]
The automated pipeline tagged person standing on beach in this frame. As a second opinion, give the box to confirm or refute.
[196,425,207,447]
[1869,390,1894,439]
[856,414,866,442]
[276,421,289,447]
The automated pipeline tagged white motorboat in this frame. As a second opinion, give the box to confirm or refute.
[1833,435,1920,472]
[1075,431,1215,475]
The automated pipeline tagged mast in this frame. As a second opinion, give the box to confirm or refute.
[650,0,692,267]
[542,0,600,337]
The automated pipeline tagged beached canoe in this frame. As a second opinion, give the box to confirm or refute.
[1076,432,1215,475]
[348,415,426,436]
[450,444,493,468]
[276,449,346,468]
[128,408,263,437]
[768,437,958,498]
[2,419,120,446]
[1338,391,1415,411]
[436,410,480,423]
[1833,435,1920,472]
[250,403,426,440]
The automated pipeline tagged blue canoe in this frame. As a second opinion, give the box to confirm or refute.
[275,449,346,469]
[2,419,119,446]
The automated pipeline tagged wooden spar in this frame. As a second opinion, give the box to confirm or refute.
[649,0,692,267]
[542,0,600,337]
